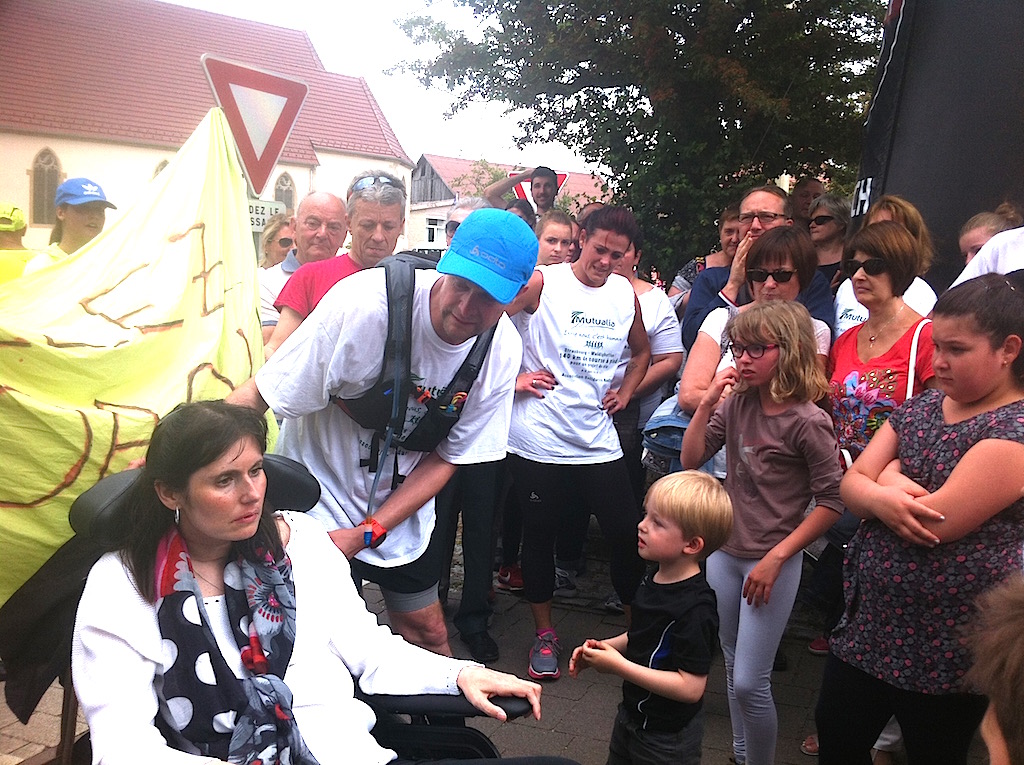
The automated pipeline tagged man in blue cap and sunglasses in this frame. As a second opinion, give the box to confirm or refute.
[229,208,538,656]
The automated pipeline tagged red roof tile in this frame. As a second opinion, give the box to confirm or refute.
[0,0,411,166]
[420,154,609,207]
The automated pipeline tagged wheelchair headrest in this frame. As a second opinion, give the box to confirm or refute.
[69,454,321,547]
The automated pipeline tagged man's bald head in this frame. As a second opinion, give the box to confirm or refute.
[292,192,348,264]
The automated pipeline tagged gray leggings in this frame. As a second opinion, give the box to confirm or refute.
[706,550,803,765]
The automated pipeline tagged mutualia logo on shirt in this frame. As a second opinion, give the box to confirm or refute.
[570,310,615,328]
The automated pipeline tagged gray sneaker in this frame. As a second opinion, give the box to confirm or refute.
[528,631,561,680]
[553,566,577,597]
[603,591,624,614]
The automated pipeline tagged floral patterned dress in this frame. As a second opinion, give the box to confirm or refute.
[829,319,934,462]
[831,389,1024,693]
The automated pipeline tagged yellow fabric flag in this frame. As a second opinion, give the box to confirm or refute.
[0,109,266,607]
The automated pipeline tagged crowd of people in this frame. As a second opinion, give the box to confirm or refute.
[7,165,1024,765]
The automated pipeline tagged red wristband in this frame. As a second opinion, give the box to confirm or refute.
[363,517,388,549]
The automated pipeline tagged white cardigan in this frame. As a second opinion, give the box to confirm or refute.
[72,512,473,765]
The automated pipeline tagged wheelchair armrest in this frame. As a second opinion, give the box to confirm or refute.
[359,691,533,721]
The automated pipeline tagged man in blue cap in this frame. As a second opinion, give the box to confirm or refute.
[228,208,538,656]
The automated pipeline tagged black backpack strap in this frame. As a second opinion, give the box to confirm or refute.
[333,254,423,471]
[381,256,416,436]
[435,325,497,410]
[398,324,498,453]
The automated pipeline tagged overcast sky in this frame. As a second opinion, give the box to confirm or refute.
[160,0,595,174]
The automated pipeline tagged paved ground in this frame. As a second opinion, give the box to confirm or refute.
[1,533,987,765]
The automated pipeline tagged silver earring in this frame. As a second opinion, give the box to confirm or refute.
[174,507,180,525]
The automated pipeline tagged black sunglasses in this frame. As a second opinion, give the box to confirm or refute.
[445,220,460,236]
[809,215,835,226]
[277,237,293,248]
[747,268,796,283]
[843,257,887,277]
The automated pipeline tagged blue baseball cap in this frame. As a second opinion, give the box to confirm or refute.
[437,208,538,303]
[55,178,117,209]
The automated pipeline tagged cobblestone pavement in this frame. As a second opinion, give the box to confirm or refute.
[2,533,987,765]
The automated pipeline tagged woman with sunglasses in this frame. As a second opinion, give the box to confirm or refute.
[678,227,830,417]
[834,195,937,336]
[807,194,850,289]
[259,213,295,269]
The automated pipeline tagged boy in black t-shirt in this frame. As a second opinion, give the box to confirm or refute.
[569,471,733,765]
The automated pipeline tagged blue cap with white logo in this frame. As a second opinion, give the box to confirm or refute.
[437,208,538,303]
[55,178,117,209]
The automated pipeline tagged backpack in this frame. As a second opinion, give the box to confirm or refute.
[332,252,496,482]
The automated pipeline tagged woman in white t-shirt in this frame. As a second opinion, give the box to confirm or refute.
[678,226,831,416]
[507,205,651,682]
[551,235,684,600]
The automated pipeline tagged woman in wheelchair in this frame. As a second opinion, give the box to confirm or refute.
[71,400,566,765]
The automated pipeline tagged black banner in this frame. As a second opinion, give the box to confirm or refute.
[853,0,1024,289]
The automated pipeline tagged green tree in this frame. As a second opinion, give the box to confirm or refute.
[402,0,884,274]
[450,158,510,197]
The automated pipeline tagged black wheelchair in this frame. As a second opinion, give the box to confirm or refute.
[0,454,530,764]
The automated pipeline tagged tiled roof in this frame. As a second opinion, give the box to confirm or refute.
[420,154,608,206]
[0,0,411,166]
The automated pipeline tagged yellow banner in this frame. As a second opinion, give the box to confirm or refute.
[0,109,265,606]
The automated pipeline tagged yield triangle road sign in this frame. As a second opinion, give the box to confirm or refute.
[511,172,570,202]
[201,55,308,196]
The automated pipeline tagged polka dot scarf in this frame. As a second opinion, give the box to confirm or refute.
[152,528,319,765]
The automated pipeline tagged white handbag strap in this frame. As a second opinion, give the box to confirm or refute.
[906,318,931,397]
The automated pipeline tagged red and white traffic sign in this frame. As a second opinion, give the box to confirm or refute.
[201,55,308,196]
[511,172,569,202]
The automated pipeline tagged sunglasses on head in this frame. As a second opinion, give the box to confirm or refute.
[747,268,796,283]
[843,257,887,277]
[348,176,397,199]
[277,237,293,248]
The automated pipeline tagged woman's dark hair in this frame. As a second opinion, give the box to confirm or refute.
[121,400,280,602]
[933,273,1024,382]
[505,198,535,220]
[844,221,919,296]
[746,226,817,294]
[581,205,640,248]
[718,203,740,231]
[49,205,67,245]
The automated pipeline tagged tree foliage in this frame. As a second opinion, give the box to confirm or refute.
[402,0,884,273]
[450,159,510,197]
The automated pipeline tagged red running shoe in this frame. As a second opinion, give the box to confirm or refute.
[496,564,524,591]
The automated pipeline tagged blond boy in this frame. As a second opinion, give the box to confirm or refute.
[569,471,732,765]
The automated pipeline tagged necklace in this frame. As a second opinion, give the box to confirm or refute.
[192,564,225,594]
[867,302,905,347]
